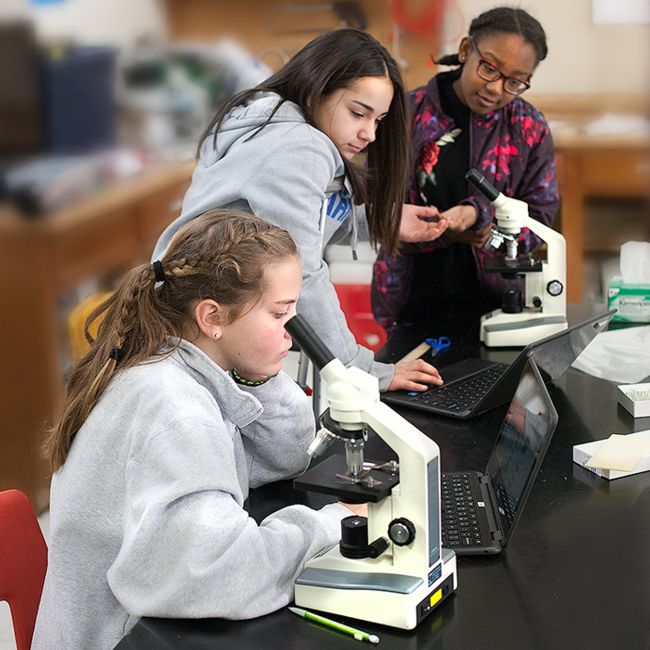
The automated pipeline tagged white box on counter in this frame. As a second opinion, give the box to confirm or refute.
[617,383,650,418]
[573,432,650,480]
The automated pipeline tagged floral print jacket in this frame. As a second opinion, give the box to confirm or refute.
[371,71,560,332]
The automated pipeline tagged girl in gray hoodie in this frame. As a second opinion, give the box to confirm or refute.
[34,210,357,650]
[153,29,448,394]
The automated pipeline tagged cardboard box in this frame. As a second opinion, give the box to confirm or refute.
[607,276,650,323]
[573,434,650,480]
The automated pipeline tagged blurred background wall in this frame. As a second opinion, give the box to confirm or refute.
[1,0,167,50]
[4,0,646,95]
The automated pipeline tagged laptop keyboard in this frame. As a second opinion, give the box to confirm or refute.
[412,365,507,413]
[441,472,484,548]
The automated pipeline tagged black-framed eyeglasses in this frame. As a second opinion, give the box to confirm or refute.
[470,39,531,96]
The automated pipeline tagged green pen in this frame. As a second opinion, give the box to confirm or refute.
[288,606,380,644]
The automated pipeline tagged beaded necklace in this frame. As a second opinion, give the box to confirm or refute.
[230,367,276,387]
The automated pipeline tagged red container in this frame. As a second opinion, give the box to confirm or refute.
[333,283,386,351]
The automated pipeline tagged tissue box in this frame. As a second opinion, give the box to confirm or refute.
[617,383,650,417]
[607,276,650,323]
[573,436,650,480]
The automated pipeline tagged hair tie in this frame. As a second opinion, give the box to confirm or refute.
[109,347,124,364]
[152,260,166,283]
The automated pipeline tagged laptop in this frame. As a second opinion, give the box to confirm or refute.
[382,310,614,420]
[441,356,558,555]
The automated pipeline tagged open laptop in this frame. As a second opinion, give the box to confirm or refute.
[382,310,614,420]
[441,356,558,555]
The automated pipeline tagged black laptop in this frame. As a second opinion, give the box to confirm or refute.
[441,356,558,555]
[382,310,614,419]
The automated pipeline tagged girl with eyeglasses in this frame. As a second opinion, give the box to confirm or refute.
[372,6,560,341]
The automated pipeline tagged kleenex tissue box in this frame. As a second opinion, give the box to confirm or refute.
[608,276,650,323]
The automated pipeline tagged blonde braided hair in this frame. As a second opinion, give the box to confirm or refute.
[44,209,298,471]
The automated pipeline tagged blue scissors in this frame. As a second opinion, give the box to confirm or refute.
[424,336,451,357]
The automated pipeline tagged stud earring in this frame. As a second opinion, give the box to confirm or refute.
[214,332,222,340]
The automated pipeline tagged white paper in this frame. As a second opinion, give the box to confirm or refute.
[572,326,650,383]
[586,431,650,471]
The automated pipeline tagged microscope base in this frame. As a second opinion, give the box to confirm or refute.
[295,549,457,630]
[480,309,568,347]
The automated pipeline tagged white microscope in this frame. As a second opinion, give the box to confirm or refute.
[466,169,568,347]
[286,315,457,631]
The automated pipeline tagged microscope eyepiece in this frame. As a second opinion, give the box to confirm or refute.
[285,314,335,370]
[466,169,500,202]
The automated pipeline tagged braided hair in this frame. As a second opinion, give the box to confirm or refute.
[437,6,548,67]
[44,209,298,471]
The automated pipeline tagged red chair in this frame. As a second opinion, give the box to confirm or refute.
[0,490,48,650]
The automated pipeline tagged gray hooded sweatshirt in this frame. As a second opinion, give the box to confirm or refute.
[32,340,348,650]
[152,94,394,389]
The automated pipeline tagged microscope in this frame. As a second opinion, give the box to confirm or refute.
[286,315,457,630]
[466,169,568,347]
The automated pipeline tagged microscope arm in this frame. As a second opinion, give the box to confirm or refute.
[520,214,566,285]
[360,400,442,574]
[467,169,566,291]
[286,314,443,574]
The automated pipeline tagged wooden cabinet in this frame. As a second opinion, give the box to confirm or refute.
[580,148,649,198]
[533,95,650,302]
[0,162,193,510]
[554,141,649,301]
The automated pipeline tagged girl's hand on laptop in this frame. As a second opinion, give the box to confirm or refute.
[389,359,443,392]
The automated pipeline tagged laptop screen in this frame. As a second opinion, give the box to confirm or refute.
[528,310,614,383]
[485,358,559,545]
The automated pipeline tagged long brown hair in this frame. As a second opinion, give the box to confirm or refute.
[199,28,410,256]
[44,209,298,472]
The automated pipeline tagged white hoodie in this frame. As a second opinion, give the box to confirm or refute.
[153,94,394,389]
[32,340,348,650]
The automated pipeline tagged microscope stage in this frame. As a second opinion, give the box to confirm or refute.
[484,255,542,275]
[294,453,400,503]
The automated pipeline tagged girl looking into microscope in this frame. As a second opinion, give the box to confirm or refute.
[372,6,560,340]
[154,28,447,394]
[34,210,363,650]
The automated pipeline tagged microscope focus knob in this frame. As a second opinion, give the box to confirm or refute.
[388,518,416,546]
[547,280,564,297]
